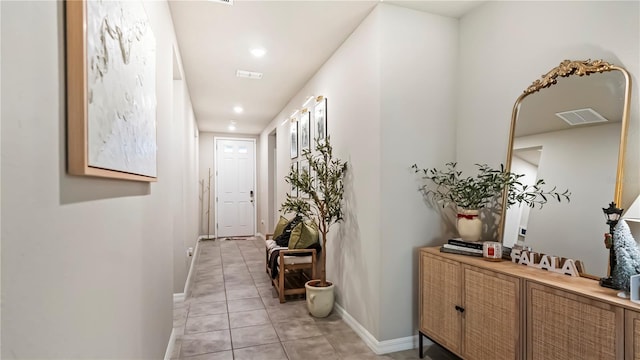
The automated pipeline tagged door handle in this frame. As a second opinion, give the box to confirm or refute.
[250,190,254,203]
[455,305,465,313]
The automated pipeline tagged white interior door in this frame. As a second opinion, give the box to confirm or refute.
[215,138,255,237]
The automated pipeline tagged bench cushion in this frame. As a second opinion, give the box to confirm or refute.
[266,240,313,265]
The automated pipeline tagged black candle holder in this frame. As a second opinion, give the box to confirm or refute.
[600,202,623,289]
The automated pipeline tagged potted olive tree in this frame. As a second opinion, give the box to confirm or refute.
[281,136,347,317]
[411,162,571,241]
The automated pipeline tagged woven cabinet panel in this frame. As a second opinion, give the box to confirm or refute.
[528,283,620,360]
[462,266,520,360]
[421,253,462,353]
[627,310,640,360]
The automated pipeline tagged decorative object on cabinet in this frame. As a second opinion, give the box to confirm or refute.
[281,136,347,317]
[440,239,483,257]
[411,162,570,241]
[314,96,327,147]
[501,59,632,279]
[66,0,157,182]
[601,202,624,289]
[482,241,503,261]
[630,274,640,304]
[511,249,581,276]
[611,220,640,297]
[290,115,299,159]
[419,246,640,359]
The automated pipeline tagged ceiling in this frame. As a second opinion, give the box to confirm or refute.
[169,0,485,135]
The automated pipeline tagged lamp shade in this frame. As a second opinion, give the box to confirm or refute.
[622,195,640,222]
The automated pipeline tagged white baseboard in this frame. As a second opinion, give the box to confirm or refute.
[183,238,201,297]
[334,303,427,354]
[256,232,266,240]
[173,293,185,303]
[164,328,176,360]
[198,235,215,240]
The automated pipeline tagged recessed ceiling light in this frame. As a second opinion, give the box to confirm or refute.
[250,48,266,58]
[233,106,243,114]
[228,121,237,131]
[236,69,263,80]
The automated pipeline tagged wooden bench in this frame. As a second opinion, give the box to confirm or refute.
[265,234,317,303]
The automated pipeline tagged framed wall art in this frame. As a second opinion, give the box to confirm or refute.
[299,160,310,199]
[290,116,298,159]
[300,109,311,152]
[314,96,327,147]
[66,0,157,182]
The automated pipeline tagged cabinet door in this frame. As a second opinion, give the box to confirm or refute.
[461,265,521,360]
[626,309,640,360]
[527,282,624,360]
[420,252,462,354]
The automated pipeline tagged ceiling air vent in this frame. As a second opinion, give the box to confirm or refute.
[555,108,608,126]
[208,0,233,5]
[236,70,263,80]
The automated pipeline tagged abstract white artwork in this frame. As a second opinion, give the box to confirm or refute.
[86,0,157,177]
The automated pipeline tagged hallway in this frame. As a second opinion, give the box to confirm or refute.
[170,238,457,359]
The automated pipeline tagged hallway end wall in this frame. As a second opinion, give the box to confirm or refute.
[198,133,260,238]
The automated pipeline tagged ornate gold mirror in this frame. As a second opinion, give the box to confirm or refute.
[501,59,632,278]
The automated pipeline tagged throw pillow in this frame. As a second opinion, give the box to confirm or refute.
[273,216,289,239]
[288,221,319,249]
[274,215,302,247]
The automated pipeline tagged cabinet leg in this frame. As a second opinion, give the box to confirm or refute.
[419,331,424,358]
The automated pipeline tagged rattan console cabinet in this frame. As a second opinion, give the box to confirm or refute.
[419,246,640,360]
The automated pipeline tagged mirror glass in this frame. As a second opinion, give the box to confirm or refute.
[503,67,628,278]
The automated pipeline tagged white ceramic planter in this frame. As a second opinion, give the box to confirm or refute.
[457,209,482,241]
[305,280,334,318]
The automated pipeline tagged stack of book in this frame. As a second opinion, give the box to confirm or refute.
[440,239,483,257]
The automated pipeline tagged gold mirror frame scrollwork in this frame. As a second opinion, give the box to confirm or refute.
[501,59,632,244]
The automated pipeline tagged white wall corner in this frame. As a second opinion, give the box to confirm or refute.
[256,232,266,241]
[183,238,202,296]
[334,304,426,354]
[164,328,176,360]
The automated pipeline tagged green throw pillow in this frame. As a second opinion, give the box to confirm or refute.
[273,216,289,239]
[288,221,319,249]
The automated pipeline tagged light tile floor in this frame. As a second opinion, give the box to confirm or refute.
[171,237,459,360]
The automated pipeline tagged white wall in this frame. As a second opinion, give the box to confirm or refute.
[379,5,457,341]
[172,80,200,293]
[257,3,458,343]
[198,132,260,237]
[457,1,640,209]
[1,1,198,358]
[259,5,384,338]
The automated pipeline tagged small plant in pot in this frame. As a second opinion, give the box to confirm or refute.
[282,136,347,317]
[411,162,571,241]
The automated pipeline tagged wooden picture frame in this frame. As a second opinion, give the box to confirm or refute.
[290,116,298,159]
[66,0,157,182]
[299,160,310,199]
[314,96,327,148]
[300,109,311,152]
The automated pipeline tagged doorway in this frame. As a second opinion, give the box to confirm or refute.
[214,138,256,237]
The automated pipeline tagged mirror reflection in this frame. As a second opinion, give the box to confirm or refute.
[503,69,627,278]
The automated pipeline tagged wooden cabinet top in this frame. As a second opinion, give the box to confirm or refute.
[421,246,640,312]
